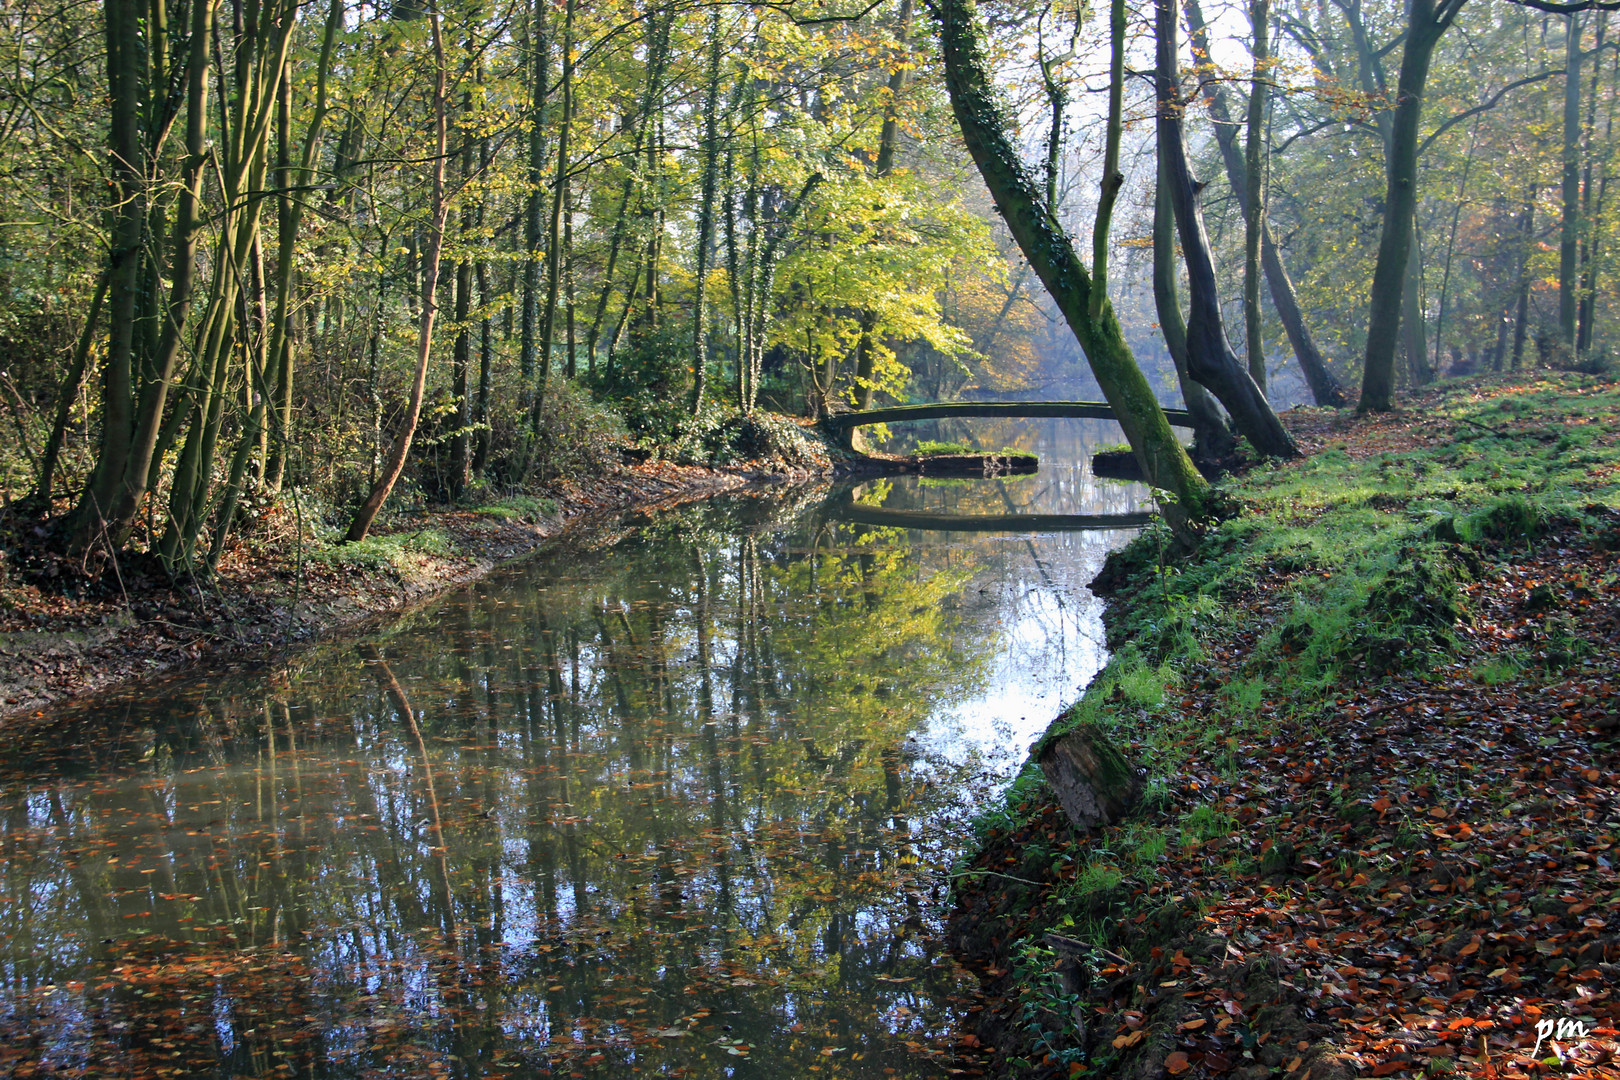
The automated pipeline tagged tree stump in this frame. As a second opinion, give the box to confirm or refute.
[1038,724,1142,831]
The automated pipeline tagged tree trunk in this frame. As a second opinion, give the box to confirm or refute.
[564,187,577,380]
[1401,224,1433,385]
[473,258,493,474]
[748,174,820,414]
[1432,120,1480,374]
[1578,15,1609,356]
[1039,725,1142,832]
[853,0,913,411]
[450,77,474,499]
[1088,0,1126,322]
[1579,175,1607,355]
[159,0,300,566]
[265,0,343,493]
[1243,0,1270,393]
[1156,0,1297,458]
[345,1,450,544]
[1184,0,1347,407]
[70,0,151,549]
[527,0,572,446]
[689,4,724,416]
[33,271,109,509]
[1154,155,1231,459]
[1359,0,1461,412]
[518,0,550,384]
[1560,12,1583,350]
[585,14,668,370]
[936,0,1210,535]
[1512,184,1536,369]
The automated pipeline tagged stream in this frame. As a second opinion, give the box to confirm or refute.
[0,419,1146,1079]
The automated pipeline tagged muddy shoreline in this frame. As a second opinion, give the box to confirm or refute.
[0,439,1041,730]
[0,461,759,728]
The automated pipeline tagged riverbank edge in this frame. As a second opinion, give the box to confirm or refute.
[944,372,1620,1080]
[0,423,1055,729]
[0,459,779,729]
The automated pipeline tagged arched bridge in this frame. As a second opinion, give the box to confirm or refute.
[830,505,1154,533]
[822,400,1194,433]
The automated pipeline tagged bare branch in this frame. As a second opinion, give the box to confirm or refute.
[1417,69,1562,156]
[1505,0,1620,12]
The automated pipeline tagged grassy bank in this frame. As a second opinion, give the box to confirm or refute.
[949,373,1620,1080]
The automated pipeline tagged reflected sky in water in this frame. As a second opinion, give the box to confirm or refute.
[0,419,1144,1078]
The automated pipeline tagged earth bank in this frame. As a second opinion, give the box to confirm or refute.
[948,373,1620,1080]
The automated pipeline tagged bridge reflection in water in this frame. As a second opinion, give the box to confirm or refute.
[828,496,1154,533]
[826,423,1156,532]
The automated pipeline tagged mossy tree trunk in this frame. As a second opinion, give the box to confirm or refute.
[935,0,1208,536]
[1039,724,1142,832]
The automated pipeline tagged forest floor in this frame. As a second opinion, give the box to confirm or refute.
[948,371,1620,1080]
[0,457,766,727]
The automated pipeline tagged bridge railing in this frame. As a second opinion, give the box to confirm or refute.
[822,400,1194,431]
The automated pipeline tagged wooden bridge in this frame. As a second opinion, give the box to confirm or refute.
[822,400,1194,433]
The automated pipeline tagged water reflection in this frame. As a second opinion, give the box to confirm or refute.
[0,443,1143,1078]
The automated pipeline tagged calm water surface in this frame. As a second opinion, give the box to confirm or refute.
[0,420,1144,1078]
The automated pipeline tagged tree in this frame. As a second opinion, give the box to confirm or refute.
[1358,0,1467,412]
[69,0,219,554]
[1184,0,1348,407]
[346,0,452,543]
[934,0,1211,537]
[1155,0,1298,457]
[1243,0,1271,394]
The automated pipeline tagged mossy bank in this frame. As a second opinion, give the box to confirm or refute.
[947,372,1620,1079]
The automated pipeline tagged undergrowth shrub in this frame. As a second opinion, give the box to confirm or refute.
[522,378,629,482]
[915,440,973,456]
[671,410,830,469]
[588,325,691,443]
[1350,541,1474,672]
[309,528,456,573]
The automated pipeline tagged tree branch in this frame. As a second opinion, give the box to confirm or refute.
[1506,0,1620,11]
[1418,69,1562,156]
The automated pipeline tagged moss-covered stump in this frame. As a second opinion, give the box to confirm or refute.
[1038,724,1141,831]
